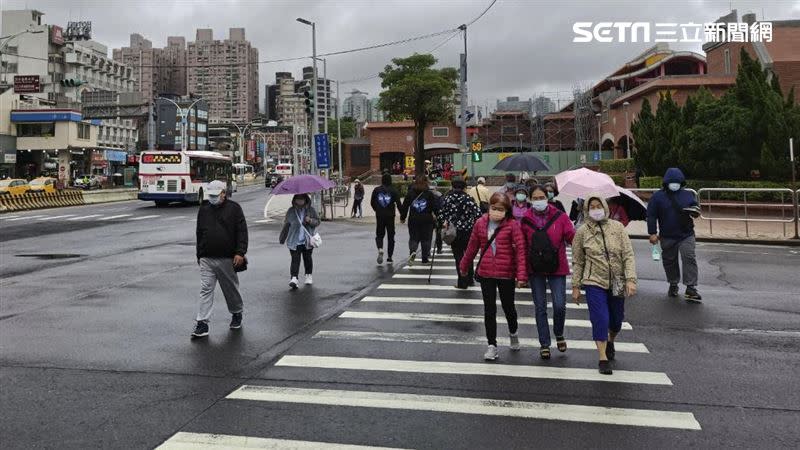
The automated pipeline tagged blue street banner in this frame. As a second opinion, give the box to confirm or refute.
[314,133,331,169]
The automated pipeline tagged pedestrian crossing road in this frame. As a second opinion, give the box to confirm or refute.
[159,248,703,448]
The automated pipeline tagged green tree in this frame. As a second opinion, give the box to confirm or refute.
[326,116,356,150]
[379,54,458,177]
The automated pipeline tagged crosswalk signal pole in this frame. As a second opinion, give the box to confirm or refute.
[791,138,798,239]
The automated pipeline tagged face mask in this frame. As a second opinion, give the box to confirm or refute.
[668,183,681,192]
[532,200,548,212]
[207,194,221,205]
[547,192,555,200]
[506,182,515,188]
[489,209,505,222]
[589,209,606,221]
[515,193,527,202]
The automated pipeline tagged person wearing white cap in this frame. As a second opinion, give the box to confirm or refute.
[192,179,248,338]
[466,176,490,213]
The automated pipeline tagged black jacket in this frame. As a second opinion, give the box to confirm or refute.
[196,199,248,259]
[370,184,402,218]
[400,188,439,225]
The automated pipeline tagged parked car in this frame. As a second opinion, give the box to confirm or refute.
[28,177,58,193]
[0,179,31,196]
[73,174,101,190]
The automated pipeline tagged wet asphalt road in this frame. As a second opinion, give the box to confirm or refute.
[1,186,799,449]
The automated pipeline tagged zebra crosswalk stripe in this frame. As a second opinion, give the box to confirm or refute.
[339,311,632,330]
[361,296,588,309]
[157,432,409,449]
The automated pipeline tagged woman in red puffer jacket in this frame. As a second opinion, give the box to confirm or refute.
[460,192,528,362]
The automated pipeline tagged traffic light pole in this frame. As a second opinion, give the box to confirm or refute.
[458,24,470,178]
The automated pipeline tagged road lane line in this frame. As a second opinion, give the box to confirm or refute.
[395,274,576,282]
[361,296,588,310]
[157,432,408,449]
[127,215,161,221]
[99,214,133,221]
[66,214,101,221]
[377,284,584,295]
[0,215,20,219]
[36,215,74,220]
[227,385,697,429]
[313,330,648,353]
[6,215,46,221]
[338,311,630,329]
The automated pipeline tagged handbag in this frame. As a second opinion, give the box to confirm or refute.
[442,221,457,245]
[599,223,625,297]
[473,223,502,283]
[475,188,489,213]
[296,210,322,248]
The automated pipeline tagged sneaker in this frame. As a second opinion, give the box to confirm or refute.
[605,341,615,361]
[483,345,499,361]
[668,284,679,297]
[685,286,703,303]
[386,257,394,264]
[377,249,384,265]
[598,360,613,375]
[304,275,313,285]
[191,321,209,338]
[408,252,416,266]
[289,277,299,290]
[230,313,242,329]
[509,333,520,351]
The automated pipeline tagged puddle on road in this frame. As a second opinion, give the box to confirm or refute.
[15,254,85,260]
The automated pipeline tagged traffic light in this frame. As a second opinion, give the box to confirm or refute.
[303,90,315,116]
[60,79,85,87]
[472,151,482,162]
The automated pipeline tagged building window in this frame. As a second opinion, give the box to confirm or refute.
[432,127,449,138]
[723,49,731,74]
[78,123,91,140]
[501,125,518,136]
[17,122,55,137]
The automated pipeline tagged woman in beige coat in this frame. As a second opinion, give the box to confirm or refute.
[571,194,637,375]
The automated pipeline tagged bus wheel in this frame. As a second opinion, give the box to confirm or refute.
[197,189,204,206]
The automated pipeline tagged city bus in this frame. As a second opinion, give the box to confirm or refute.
[138,150,236,206]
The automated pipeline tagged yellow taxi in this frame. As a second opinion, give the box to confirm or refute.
[28,177,58,193]
[0,178,31,196]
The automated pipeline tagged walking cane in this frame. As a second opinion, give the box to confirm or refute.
[428,244,436,284]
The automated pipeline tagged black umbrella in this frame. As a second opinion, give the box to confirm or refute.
[492,153,551,172]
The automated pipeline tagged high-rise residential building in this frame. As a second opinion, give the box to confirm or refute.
[265,72,290,122]
[301,66,333,132]
[186,28,258,124]
[276,74,305,130]
[497,96,532,113]
[152,95,209,151]
[343,89,369,122]
[532,96,556,117]
[369,98,386,122]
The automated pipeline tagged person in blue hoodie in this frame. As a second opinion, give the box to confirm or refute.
[646,168,702,302]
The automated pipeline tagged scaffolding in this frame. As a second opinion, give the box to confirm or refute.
[530,90,585,152]
[572,84,595,152]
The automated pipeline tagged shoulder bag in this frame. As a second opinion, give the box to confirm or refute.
[296,210,322,248]
[474,223,502,283]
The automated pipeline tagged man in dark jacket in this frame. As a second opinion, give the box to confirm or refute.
[193,180,249,338]
[647,168,702,302]
[370,173,402,265]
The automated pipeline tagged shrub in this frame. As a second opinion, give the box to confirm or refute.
[638,178,793,202]
[610,174,625,186]
[599,158,635,174]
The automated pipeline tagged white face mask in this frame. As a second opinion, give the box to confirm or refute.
[207,194,221,205]
[589,208,606,221]
[668,183,681,192]
[515,193,528,202]
[532,200,548,211]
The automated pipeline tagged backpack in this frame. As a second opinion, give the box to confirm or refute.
[523,211,562,274]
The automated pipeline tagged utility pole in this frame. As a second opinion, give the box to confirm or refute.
[791,137,798,239]
[336,80,342,183]
[458,24,469,178]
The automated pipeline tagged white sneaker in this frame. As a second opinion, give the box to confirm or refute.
[509,333,520,351]
[483,345,499,361]
[304,275,313,285]
[289,277,299,289]
[377,249,384,265]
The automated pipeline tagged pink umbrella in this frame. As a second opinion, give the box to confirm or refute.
[555,168,618,198]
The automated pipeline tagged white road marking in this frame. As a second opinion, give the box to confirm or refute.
[361,296,588,309]
[166,216,188,220]
[37,215,74,220]
[227,385,697,429]
[99,214,133,221]
[6,215,45,221]
[377,284,584,295]
[313,330,648,353]
[254,218,273,223]
[338,311,631,330]
[157,432,408,449]
[66,214,101,221]
[128,215,161,221]
[0,215,20,219]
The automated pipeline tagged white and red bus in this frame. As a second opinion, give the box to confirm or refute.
[138,150,237,206]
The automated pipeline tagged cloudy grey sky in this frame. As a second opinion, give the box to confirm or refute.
[5,0,799,110]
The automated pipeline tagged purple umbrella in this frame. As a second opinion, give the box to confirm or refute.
[271,174,336,195]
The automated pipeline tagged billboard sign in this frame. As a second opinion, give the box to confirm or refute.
[13,75,41,93]
[50,25,64,45]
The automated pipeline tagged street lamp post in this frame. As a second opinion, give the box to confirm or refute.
[297,17,318,175]
[157,97,204,152]
[518,133,523,152]
[230,122,251,165]
[595,112,602,161]
[623,101,631,159]
[0,29,44,85]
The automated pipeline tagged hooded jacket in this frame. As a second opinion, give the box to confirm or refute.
[370,183,402,218]
[646,168,698,239]
[460,215,528,282]
[400,187,439,225]
[571,195,637,290]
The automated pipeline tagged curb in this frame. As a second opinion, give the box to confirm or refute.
[629,234,800,247]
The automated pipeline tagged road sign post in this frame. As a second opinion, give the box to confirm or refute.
[314,133,331,170]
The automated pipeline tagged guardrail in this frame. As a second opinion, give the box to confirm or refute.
[321,184,351,219]
[697,188,798,238]
[0,190,86,212]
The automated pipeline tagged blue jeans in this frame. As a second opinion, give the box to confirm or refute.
[584,285,625,341]
[531,275,567,347]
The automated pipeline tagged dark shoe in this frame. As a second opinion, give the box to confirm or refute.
[685,287,703,303]
[598,360,612,375]
[668,284,679,297]
[606,341,615,361]
[191,321,209,338]
[436,248,443,254]
[556,336,567,352]
[386,257,394,264]
[230,313,242,329]
[539,346,551,360]
[421,258,430,264]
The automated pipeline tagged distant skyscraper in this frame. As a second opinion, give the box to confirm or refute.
[113,33,187,100]
[532,96,556,117]
[343,90,370,122]
[497,96,532,113]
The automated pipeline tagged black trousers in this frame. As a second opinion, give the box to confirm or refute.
[451,230,473,288]
[289,246,313,277]
[479,278,518,346]
[375,215,396,257]
[351,198,363,217]
[408,221,434,260]
[434,223,443,252]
